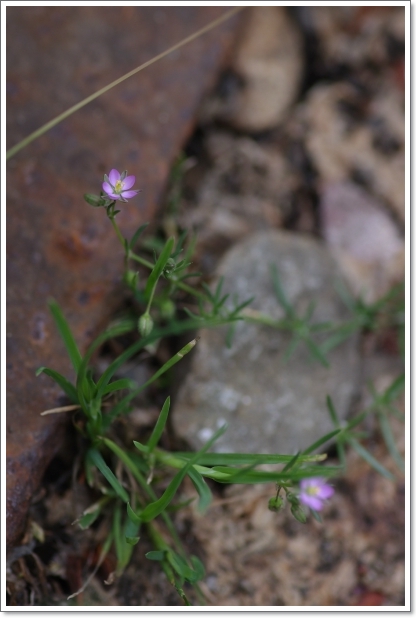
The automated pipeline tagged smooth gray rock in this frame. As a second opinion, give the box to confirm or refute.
[173,230,361,454]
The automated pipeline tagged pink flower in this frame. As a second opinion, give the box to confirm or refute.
[102,169,138,202]
[299,477,334,511]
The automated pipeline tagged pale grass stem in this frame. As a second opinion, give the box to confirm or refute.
[6,7,244,160]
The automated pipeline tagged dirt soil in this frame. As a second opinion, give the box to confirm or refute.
[6,6,406,608]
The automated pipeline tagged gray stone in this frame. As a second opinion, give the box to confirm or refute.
[173,230,361,454]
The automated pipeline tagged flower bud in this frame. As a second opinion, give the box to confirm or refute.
[163,258,176,278]
[286,492,299,506]
[138,313,153,337]
[124,270,138,289]
[290,504,307,524]
[268,496,284,512]
[84,193,106,207]
[160,299,176,320]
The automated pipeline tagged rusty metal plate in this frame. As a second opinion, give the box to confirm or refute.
[6,5,241,548]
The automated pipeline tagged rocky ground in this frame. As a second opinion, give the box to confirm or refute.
[6,6,406,607]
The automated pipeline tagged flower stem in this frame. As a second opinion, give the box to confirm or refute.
[109,215,126,249]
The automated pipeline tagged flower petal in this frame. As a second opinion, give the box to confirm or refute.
[300,478,316,490]
[121,190,139,199]
[108,169,120,185]
[122,175,136,190]
[318,485,334,499]
[299,494,323,510]
[102,182,118,198]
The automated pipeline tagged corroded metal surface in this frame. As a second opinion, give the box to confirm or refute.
[6,6,241,548]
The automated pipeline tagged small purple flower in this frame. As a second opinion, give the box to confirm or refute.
[299,477,334,511]
[102,169,138,201]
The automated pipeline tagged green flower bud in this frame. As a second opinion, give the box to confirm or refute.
[84,193,106,207]
[268,496,284,512]
[286,492,299,506]
[163,258,176,278]
[124,270,138,288]
[138,313,153,337]
[291,504,307,524]
[160,299,176,320]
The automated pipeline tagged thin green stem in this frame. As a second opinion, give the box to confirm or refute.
[172,279,206,301]
[130,252,154,269]
[109,216,126,249]
[145,285,157,315]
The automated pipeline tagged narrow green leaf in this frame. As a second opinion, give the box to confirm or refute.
[171,452,325,466]
[168,552,201,584]
[284,334,301,362]
[124,514,140,546]
[36,367,78,403]
[74,496,111,530]
[270,265,294,316]
[145,237,175,299]
[305,338,330,368]
[229,296,254,318]
[48,300,82,372]
[95,318,220,404]
[126,502,141,525]
[104,340,197,427]
[190,556,205,581]
[345,410,369,432]
[302,429,341,455]
[139,425,227,522]
[114,508,138,573]
[320,325,355,354]
[179,271,202,281]
[133,441,149,455]
[169,235,185,262]
[310,509,323,523]
[207,467,277,484]
[303,301,316,322]
[348,438,396,481]
[138,470,189,522]
[187,467,212,512]
[225,323,237,348]
[383,373,405,403]
[113,506,133,573]
[206,465,340,484]
[146,551,165,561]
[282,452,301,473]
[129,223,149,250]
[75,318,137,409]
[147,397,171,453]
[377,413,405,472]
[336,441,347,470]
[326,396,339,427]
[101,378,136,396]
[84,455,95,487]
[87,448,130,503]
[113,505,125,571]
[335,280,356,312]
[77,509,101,530]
